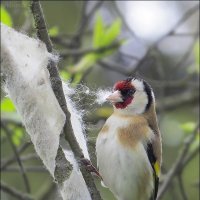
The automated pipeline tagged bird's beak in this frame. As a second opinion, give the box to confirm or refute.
[106,90,123,103]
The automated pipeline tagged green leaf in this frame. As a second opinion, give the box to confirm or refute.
[70,54,97,74]
[60,70,71,81]
[49,26,59,37]
[73,73,83,84]
[93,15,122,49]
[70,15,122,84]
[0,6,13,27]
[12,128,24,146]
[71,54,97,84]
[1,98,16,112]
[102,19,122,47]
[92,15,122,58]
[189,133,199,152]
[181,122,196,134]
[93,14,104,48]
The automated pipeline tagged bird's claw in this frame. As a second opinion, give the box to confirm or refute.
[80,158,103,180]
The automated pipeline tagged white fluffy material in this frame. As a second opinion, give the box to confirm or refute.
[96,89,113,105]
[60,82,91,200]
[60,169,91,200]
[1,23,91,200]
[1,23,65,175]
[62,82,90,160]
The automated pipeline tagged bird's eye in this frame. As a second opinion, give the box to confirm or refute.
[121,89,135,96]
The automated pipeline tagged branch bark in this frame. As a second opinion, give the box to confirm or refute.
[30,1,102,199]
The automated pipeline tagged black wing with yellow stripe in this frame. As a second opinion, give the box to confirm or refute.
[146,142,160,200]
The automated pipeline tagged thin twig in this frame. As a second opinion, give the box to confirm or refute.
[60,42,121,58]
[1,123,31,193]
[73,0,89,40]
[156,90,199,110]
[168,32,200,37]
[2,166,47,173]
[182,146,200,167]
[1,154,39,169]
[119,51,140,61]
[157,124,199,200]
[73,0,104,45]
[177,174,188,200]
[30,1,102,199]
[113,1,139,41]
[99,59,139,75]
[144,74,195,89]
[156,5,199,45]
[0,181,34,200]
[173,35,199,73]
[1,142,31,170]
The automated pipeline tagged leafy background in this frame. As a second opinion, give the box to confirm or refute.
[1,1,199,200]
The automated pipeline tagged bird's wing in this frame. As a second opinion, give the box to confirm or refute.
[146,142,160,200]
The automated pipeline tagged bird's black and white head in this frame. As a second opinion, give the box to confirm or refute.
[106,77,155,114]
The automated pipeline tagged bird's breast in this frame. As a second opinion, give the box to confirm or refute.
[96,114,154,200]
[98,114,154,148]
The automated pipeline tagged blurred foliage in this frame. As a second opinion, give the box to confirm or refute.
[95,107,112,118]
[194,40,199,73]
[1,98,16,112]
[70,15,122,83]
[11,127,24,146]
[0,6,13,27]
[60,70,71,81]
[189,40,200,74]
[93,14,122,49]
[181,122,196,134]
[0,1,199,200]
[181,122,199,152]
[49,26,59,37]
[1,98,24,146]
[22,0,30,16]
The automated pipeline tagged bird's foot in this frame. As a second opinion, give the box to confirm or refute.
[80,158,103,180]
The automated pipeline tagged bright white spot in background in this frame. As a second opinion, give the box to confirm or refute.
[121,1,180,44]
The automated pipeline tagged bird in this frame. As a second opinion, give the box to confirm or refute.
[96,77,162,200]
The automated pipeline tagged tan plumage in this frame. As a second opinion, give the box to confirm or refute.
[143,103,162,167]
[117,114,151,149]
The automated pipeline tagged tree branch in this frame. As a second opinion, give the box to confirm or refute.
[0,181,34,200]
[60,42,121,58]
[182,145,199,167]
[156,90,199,110]
[1,123,31,193]
[2,166,47,173]
[157,124,199,200]
[74,0,104,42]
[30,1,102,199]
[1,154,38,170]
[1,141,31,170]
[177,174,188,200]
[156,5,199,44]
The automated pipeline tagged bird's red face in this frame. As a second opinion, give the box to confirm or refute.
[106,78,153,114]
[107,79,136,109]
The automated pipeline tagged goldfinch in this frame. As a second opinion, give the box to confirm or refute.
[96,77,162,200]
